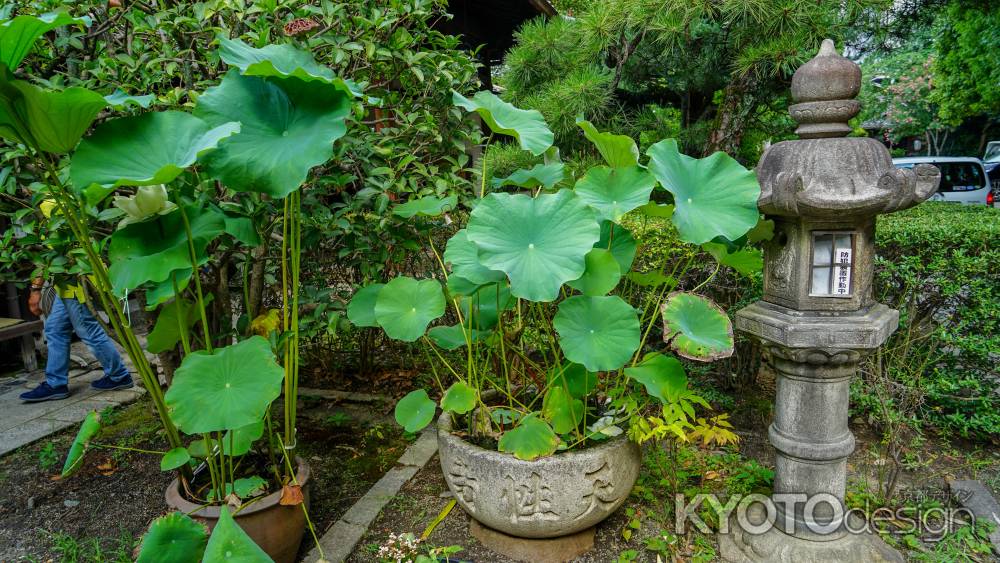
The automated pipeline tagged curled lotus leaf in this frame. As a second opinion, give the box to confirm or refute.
[566,247,621,296]
[491,163,565,189]
[577,118,639,168]
[660,292,734,361]
[218,36,362,96]
[452,89,553,155]
[0,11,90,70]
[61,410,100,478]
[71,111,239,204]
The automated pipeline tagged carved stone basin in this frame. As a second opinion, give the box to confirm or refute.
[437,413,641,538]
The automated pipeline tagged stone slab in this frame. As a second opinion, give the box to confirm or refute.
[307,521,367,563]
[395,427,437,467]
[949,480,1000,553]
[736,301,898,350]
[296,387,385,404]
[40,398,119,423]
[470,520,595,563]
[302,426,439,563]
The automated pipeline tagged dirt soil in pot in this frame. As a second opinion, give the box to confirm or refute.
[0,392,410,561]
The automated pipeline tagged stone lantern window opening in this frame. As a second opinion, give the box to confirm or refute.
[809,231,855,297]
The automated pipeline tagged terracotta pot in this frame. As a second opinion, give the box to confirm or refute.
[165,457,311,563]
[438,413,640,538]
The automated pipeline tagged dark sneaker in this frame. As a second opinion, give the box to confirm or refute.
[91,375,134,391]
[20,382,70,403]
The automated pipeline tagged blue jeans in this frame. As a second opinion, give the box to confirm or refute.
[44,296,129,388]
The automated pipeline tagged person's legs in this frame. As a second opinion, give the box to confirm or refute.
[62,298,132,385]
[42,296,73,388]
[20,297,71,401]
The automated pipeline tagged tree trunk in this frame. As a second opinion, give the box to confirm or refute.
[247,245,267,322]
[705,74,757,157]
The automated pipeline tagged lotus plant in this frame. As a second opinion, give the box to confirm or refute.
[1,11,357,561]
[350,91,764,459]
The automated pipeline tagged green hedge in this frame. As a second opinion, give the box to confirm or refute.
[628,202,1000,439]
[871,202,1000,439]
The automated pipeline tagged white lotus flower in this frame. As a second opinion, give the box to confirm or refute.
[112,184,177,229]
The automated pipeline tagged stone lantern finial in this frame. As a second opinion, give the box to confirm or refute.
[789,39,861,139]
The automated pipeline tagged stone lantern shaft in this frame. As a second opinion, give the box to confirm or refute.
[720,39,939,562]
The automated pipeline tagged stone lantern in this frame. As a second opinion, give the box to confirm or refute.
[720,40,940,561]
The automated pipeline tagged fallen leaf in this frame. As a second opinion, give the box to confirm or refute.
[226,493,242,508]
[704,471,720,480]
[279,484,304,506]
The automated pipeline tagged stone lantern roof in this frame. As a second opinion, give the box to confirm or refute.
[756,39,940,220]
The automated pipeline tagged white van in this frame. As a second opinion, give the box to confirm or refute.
[892,156,992,206]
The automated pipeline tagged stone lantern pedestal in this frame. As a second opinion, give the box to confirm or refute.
[718,39,939,562]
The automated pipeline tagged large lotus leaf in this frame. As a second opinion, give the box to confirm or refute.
[0,80,107,154]
[195,70,351,198]
[566,247,621,296]
[374,277,445,342]
[466,190,600,302]
[498,414,559,461]
[392,194,457,218]
[747,217,775,243]
[542,386,584,434]
[146,268,192,308]
[702,242,763,277]
[638,201,675,218]
[577,119,639,168]
[218,36,361,96]
[427,325,488,350]
[346,284,384,328]
[440,381,477,414]
[146,296,214,354]
[72,111,239,203]
[107,205,225,295]
[395,389,436,432]
[596,221,637,272]
[491,163,565,189]
[444,229,505,286]
[202,507,271,563]
[61,410,100,478]
[553,295,640,372]
[646,139,761,244]
[222,420,265,457]
[221,212,261,247]
[136,512,207,563]
[624,352,688,404]
[165,336,284,434]
[547,362,597,399]
[0,11,89,70]
[459,282,513,330]
[575,165,656,223]
[660,292,734,361]
[452,90,553,155]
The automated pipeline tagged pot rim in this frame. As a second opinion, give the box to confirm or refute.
[437,411,633,462]
[165,456,310,518]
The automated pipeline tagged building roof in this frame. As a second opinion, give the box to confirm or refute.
[437,0,557,66]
